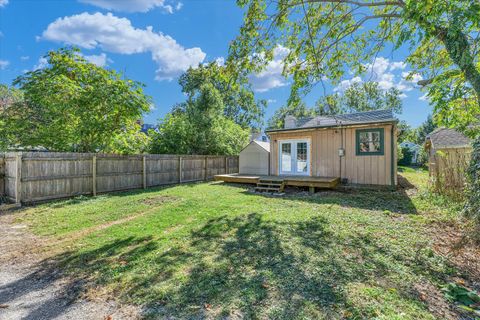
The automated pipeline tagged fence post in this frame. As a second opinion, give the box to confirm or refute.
[142,156,147,189]
[92,155,97,196]
[178,156,182,183]
[15,153,22,204]
[203,156,208,181]
[225,156,228,174]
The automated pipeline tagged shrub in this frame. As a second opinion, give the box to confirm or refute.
[416,147,429,167]
[398,146,413,166]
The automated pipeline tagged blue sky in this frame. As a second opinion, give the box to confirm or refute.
[0,0,432,128]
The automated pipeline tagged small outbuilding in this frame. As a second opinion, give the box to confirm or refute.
[425,128,472,189]
[239,140,270,175]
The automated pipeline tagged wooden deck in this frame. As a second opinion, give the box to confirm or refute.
[214,173,340,189]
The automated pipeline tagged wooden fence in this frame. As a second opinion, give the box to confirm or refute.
[0,152,239,204]
[429,147,471,196]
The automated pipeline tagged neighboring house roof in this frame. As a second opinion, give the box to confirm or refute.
[400,141,420,150]
[253,140,270,152]
[266,109,397,133]
[426,128,472,149]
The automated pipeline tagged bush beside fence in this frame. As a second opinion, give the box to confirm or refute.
[0,152,239,204]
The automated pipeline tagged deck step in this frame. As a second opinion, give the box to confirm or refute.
[255,178,285,193]
[255,187,282,192]
[256,183,283,188]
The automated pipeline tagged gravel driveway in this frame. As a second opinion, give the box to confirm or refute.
[0,209,141,320]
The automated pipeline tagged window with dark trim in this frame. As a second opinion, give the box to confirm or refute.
[356,128,384,156]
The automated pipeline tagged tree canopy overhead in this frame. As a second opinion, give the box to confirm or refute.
[3,47,151,153]
[268,80,402,129]
[230,0,480,131]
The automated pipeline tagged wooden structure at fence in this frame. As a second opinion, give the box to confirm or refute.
[0,152,239,204]
[428,148,471,192]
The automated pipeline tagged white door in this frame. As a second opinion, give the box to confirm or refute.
[279,140,310,175]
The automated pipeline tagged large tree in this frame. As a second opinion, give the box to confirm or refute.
[150,82,250,155]
[3,47,151,153]
[229,0,480,130]
[179,62,266,129]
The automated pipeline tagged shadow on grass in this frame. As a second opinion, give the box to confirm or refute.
[230,183,419,215]
[0,212,455,319]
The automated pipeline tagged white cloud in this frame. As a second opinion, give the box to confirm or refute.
[214,57,225,66]
[390,61,406,71]
[79,0,181,13]
[419,93,430,102]
[33,57,48,70]
[0,60,9,70]
[0,0,8,8]
[249,45,290,92]
[83,53,109,66]
[266,99,277,104]
[20,56,30,61]
[40,12,206,80]
[334,57,421,98]
[334,76,362,92]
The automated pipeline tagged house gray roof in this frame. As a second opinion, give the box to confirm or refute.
[267,109,397,132]
[426,128,472,149]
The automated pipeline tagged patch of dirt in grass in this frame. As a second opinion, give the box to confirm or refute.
[141,195,179,206]
[428,221,480,288]
[412,280,460,320]
[0,210,50,265]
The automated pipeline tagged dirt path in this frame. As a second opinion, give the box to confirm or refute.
[0,210,142,320]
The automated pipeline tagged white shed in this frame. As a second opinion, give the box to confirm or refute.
[239,140,270,175]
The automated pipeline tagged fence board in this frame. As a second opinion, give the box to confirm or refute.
[2,152,238,204]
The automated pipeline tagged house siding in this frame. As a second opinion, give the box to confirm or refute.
[268,123,397,186]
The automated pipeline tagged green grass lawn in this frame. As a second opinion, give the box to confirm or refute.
[16,167,468,319]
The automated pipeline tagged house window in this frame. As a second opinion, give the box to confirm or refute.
[356,128,384,156]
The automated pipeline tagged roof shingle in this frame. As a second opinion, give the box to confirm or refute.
[427,128,471,149]
[267,109,397,132]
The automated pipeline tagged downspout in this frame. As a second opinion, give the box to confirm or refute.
[391,124,396,188]
[339,125,343,180]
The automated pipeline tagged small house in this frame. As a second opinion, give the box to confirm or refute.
[239,140,270,175]
[215,109,398,191]
[425,128,472,189]
[266,110,398,186]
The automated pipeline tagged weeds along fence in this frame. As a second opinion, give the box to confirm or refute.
[0,152,239,204]
[429,147,471,198]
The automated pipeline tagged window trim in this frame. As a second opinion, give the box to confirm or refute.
[278,139,311,176]
[355,128,385,156]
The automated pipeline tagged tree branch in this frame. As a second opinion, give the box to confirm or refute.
[289,0,404,8]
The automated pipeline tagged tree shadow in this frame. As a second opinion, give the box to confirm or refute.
[1,214,457,318]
